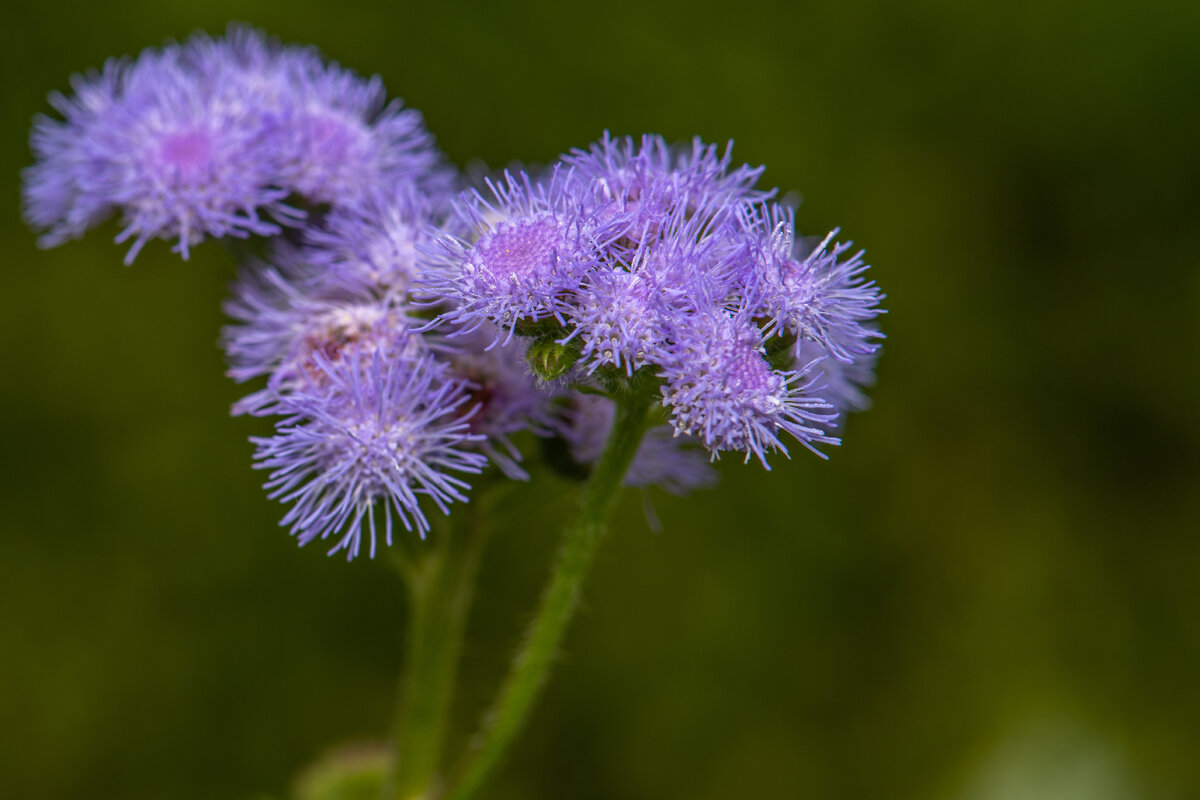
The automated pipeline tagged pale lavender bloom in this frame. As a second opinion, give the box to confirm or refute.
[186,25,452,205]
[742,203,885,364]
[23,61,125,247]
[563,204,744,375]
[23,26,450,263]
[302,185,436,300]
[252,348,487,559]
[222,253,423,416]
[223,183,449,416]
[557,393,717,494]
[563,132,772,234]
[24,44,288,263]
[272,62,448,207]
[418,133,877,468]
[658,308,840,466]
[566,266,669,375]
[420,169,612,343]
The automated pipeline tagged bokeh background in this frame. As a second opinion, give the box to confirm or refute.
[2,1,1198,798]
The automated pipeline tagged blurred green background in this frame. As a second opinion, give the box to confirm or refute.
[2,1,1198,798]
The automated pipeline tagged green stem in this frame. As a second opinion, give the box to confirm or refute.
[444,391,655,800]
[389,501,488,800]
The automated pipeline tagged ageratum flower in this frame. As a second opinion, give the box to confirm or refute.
[186,25,453,206]
[563,132,772,234]
[22,26,450,263]
[222,249,424,416]
[302,185,437,300]
[657,308,841,465]
[252,348,487,559]
[419,168,616,344]
[564,202,747,376]
[23,60,125,249]
[24,44,288,263]
[420,133,880,467]
[741,203,885,364]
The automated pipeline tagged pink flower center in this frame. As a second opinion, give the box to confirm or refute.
[725,344,776,393]
[159,130,214,179]
[478,217,560,278]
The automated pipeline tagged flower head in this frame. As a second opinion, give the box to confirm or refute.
[22,26,450,262]
[222,251,423,416]
[302,185,440,300]
[658,308,840,466]
[25,44,289,263]
[252,348,487,559]
[417,133,879,468]
[186,25,452,205]
[563,132,772,233]
[742,203,886,363]
[420,169,611,344]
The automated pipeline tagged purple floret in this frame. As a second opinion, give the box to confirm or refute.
[252,348,487,559]
[273,61,449,207]
[302,185,441,300]
[23,25,452,263]
[222,250,424,416]
[658,308,840,466]
[420,169,610,344]
[741,203,886,364]
[187,25,453,206]
[23,61,126,247]
[563,132,772,234]
[25,44,289,263]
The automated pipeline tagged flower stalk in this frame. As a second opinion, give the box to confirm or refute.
[389,499,489,800]
[444,385,657,800]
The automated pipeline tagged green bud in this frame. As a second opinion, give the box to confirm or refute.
[292,743,387,800]
[527,335,582,380]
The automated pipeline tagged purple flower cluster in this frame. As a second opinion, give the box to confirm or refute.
[22,25,447,264]
[222,185,560,557]
[24,30,885,558]
[422,133,885,466]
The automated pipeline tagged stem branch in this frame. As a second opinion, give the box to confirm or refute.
[444,391,654,800]
[389,501,488,800]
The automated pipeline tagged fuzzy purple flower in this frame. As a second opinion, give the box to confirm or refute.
[301,185,437,300]
[658,309,840,465]
[419,169,615,343]
[23,60,125,248]
[24,44,289,263]
[741,203,885,364]
[563,204,749,376]
[222,253,424,416]
[22,26,450,263]
[419,133,879,468]
[563,132,772,235]
[252,348,487,559]
[185,25,452,206]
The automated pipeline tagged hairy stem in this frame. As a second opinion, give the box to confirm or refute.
[389,501,488,800]
[444,391,655,800]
